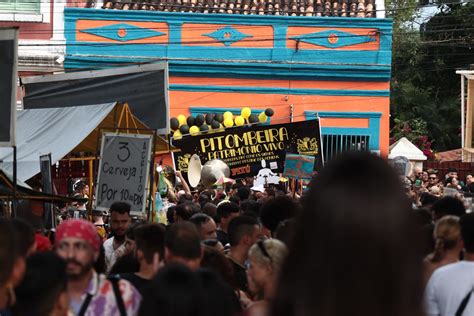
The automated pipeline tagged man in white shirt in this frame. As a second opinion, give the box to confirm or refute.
[424,213,474,316]
[103,202,132,272]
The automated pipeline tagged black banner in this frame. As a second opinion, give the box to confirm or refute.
[172,120,322,179]
[23,64,168,133]
[0,28,18,146]
[40,154,54,229]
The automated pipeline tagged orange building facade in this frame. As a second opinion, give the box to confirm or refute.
[64,6,392,160]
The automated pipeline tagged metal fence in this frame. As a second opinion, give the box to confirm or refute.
[322,134,370,162]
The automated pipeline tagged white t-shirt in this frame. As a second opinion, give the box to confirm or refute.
[103,237,126,273]
[424,261,474,316]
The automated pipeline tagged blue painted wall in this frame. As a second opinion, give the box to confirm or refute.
[64,8,393,81]
[305,111,381,151]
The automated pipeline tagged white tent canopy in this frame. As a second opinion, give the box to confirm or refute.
[389,137,427,161]
[0,103,116,182]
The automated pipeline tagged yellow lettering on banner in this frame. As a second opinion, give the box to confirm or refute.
[215,136,224,150]
[256,130,264,143]
[200,139,211,153]
[225,134,234,149]
[200,127,290,155]
[270,128,280,142]
[279,128,289,141]
[235,134,245,147]
[248,131,257,145]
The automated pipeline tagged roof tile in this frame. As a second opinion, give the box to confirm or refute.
[89,0,376,18]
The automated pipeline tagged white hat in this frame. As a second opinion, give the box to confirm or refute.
[251,184,265,193]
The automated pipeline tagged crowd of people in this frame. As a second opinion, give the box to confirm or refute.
[1,152,474,316]
[406,167,474,209]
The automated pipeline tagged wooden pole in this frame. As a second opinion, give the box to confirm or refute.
[117,103,126,128]
[88,159,94,216]
[125,107,129,133]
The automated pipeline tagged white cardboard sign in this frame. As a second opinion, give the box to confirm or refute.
[95,133,153,215]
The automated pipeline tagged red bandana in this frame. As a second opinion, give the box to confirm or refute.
[55,219,101,251]
[35,233,52,252]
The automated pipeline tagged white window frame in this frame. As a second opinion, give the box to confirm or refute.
[0,0,50,23]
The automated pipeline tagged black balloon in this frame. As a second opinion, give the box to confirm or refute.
[195,114,205,126]
[265,108,274,117]
[214,113,224,123]
[248,114,259,123]
[211,120,220,129]
[205,113,215,125]
[200,125,209,132]
[170,118,179,130]
[186,116,195,127]
[179,125,190,134]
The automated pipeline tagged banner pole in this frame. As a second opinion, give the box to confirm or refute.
[12,146,17,218]
[148,131,157,222]
[88,159,94,218]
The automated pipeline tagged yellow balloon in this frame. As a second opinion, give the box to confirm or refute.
[189,125,200,136]
[223,111,233,121]
[177,114,186,127]
[235,116,245,126]
[173,130,182,140]
[258,112,267,123]
[241,107,251,119]
[224,118,234,128]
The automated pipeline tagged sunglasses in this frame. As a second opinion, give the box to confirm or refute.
[257,240,273,264]
[429,177,437,180]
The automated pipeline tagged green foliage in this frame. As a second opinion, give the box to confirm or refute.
[390,1,473,152]
[419,3,474,97]
[391,117,429,140]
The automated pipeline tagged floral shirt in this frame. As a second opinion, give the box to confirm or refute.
[70,271,141,316]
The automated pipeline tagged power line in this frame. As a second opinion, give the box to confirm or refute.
[15,21,473,39]
[16,28,473,47]
[51,47,473,66]
[18,22,474,35]
[385,0,471,11]
[56,50,472,72]
[9,0,473,8]
[56,52,472,75]
[416,13,474,20]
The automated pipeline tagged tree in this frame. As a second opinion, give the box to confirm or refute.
[419,2,474,97]
[388,1,474,154]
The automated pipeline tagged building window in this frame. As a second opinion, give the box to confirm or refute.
[322,134,370,162]
[304,111,381,161]
[0,0,40,13]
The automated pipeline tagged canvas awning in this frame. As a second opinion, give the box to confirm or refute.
[0,102,172,181]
